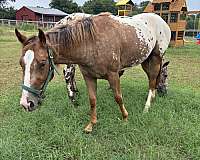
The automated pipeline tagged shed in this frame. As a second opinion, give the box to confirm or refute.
[16,6,68,22]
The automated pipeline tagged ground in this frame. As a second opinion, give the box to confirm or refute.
[0,26,200,159]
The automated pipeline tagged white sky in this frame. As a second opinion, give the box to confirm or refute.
[8,0,200,11]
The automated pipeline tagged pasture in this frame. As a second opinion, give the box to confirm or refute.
[0,26,200,159]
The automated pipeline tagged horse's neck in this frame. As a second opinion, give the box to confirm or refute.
[46,28,94,65]
[46,35,86,65]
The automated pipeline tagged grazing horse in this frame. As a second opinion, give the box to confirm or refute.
[16,13,171,133]
[63,64,78,102]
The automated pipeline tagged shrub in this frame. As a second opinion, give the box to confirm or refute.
[17,23,36,31]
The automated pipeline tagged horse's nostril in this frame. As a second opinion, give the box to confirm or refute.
[29,101,34,108]
[28,101,35,111]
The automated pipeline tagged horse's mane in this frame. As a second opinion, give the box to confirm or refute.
[46,17,96,49]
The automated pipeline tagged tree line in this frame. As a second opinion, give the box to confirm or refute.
[0,0,149,19]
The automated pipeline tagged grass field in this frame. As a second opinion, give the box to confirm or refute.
[0,26,200,160]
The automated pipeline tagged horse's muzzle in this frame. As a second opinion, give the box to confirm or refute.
[20,95,39,112]
[157,86,168,97]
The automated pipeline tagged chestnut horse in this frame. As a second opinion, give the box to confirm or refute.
[16,13,171,133]
[59,13,169,103]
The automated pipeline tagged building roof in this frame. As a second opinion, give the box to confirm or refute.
[26,6,68,16]
[170,0,187,11]
[116,0,134,6]
[144,0,187,12]
[188,10,200,15]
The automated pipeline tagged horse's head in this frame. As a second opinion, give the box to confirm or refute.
[15,29,55,111]
[157,61,170,96]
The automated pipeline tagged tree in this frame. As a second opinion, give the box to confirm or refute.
[82,0,117,15]
[0,0,16,19]
[0,6,15,19]
[139,1,149,11]
[129,1,149,16]
[0,0,15,7]
[50,0,81,14]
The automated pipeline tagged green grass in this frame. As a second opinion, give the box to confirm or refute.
[1,26,200,159]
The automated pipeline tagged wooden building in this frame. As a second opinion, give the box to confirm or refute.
[116,0,134,16]
[16,6,68,22]
[144,0,187,47]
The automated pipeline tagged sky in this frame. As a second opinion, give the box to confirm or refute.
[8,0,200,11]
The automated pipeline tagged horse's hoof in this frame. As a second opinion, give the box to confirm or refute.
[143,106,150,113]
[123,117,128,122]
[122,109,128,121]
[84,123,93,133]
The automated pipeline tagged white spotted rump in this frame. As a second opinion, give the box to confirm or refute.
[110,13,171,58]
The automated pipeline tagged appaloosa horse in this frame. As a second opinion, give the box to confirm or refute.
[16,13,171,133]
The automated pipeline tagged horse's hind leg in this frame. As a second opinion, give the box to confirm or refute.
[108,72,128,120]
[141,53,162,113]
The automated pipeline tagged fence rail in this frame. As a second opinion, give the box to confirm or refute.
[0,19,57,29]
[185,30,200,37]
[1,19,200,36]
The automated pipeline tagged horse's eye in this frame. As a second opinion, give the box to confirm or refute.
[39,60,47,68]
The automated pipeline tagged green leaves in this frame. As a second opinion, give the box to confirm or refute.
[82,0,117,15]
[49,0,81,14]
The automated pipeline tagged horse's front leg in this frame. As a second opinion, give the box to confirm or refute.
[144,80,156,113]
[108,72,128,121]
[82,75,97,133]
[141,54,162,113]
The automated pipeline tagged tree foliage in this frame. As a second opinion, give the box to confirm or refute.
[0,0,15,7]
[186,14,200,30]
[82,0,117,15]
[0,0,16,19]
[49,0,81,14]
[0,7,15,19]
[129,1,149,16]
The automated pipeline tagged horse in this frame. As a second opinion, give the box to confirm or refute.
[63,64,78,103]
[59,13,126,102]
[15,12,171,133]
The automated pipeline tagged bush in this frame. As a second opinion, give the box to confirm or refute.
[17,23,36,31]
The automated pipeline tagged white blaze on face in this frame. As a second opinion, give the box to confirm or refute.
[20,50,34,107]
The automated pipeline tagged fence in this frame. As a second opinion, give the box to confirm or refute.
[0,19,57,29]
[1,18,200,37]
[185,29,200,37]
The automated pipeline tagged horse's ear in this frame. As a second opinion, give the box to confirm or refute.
[163,61,170,68]
[38,29,46,45]
[15,28,27,44]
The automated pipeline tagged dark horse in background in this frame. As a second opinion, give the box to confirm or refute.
[16,12,171,133]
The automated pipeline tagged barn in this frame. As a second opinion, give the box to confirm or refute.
[16,6,68,22]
